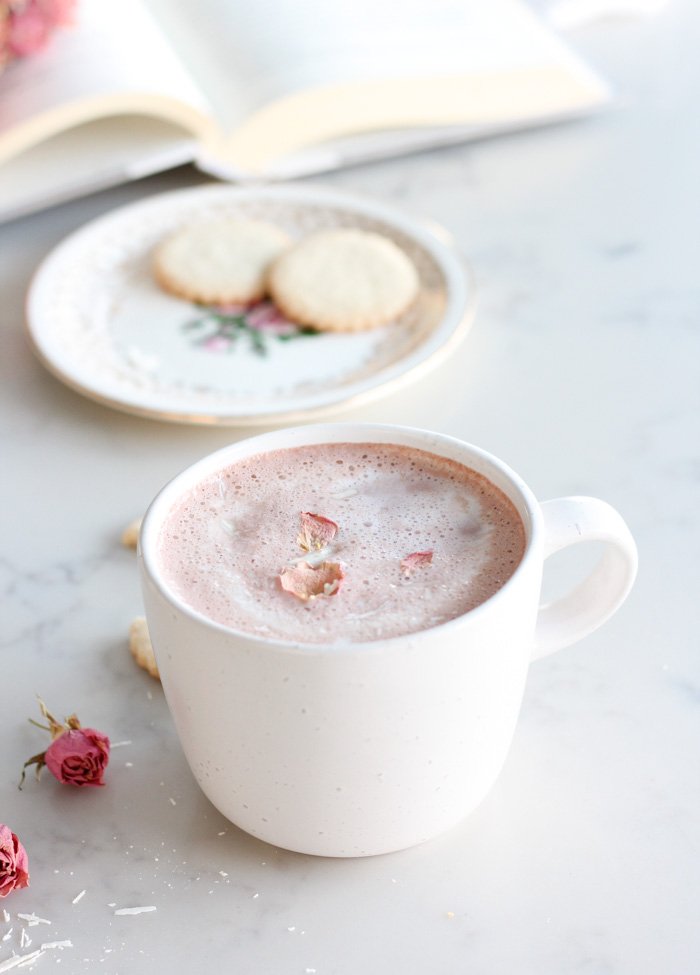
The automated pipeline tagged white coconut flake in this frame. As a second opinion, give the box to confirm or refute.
[293,546,333,568]
[2,930,12,942]
[169,797,177,806]
[330,488,358,499]
[40,942,72,950]
[0,950,44,972]
[16,915,50,927]
[218,871,228,877]
[110,741,132,748]
[19,930,29,949]
[71,891,86,905]
[17,950,45,969]
[113,906,156,915]
[2,911,9,923]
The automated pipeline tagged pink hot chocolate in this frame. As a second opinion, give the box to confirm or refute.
[156,443,526,645]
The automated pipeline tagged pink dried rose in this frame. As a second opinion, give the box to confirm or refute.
[400,551,434,576]
[0,825,29,898]
[7,2,50,56]
[3,0,76,62]
[279,560,345,601]
[297,511,338,552]
[21,698,110,788]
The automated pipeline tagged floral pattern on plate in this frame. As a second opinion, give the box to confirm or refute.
[183,301,317,356]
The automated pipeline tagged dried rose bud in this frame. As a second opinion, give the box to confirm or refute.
[297,512,338,552]
[0,824,29,898]
[400,551,434,577]
[279,561,345,600]
[21,698,110,788]
[44,727,110,787]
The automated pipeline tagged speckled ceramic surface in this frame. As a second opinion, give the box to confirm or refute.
[25,183,475,424]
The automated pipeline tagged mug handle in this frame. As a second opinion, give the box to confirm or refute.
[532,497,638,661]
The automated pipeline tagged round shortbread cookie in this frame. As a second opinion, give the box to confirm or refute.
[153,217,292,303]
[121,517,142,549]
[129,616,159,680]
[267,228,419,332]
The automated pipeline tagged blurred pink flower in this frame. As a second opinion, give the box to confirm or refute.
[42,0,76,21]
[3,0,76,62]
[8,3,50,55]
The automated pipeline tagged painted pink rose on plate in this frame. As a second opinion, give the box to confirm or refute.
[183,300,316,355]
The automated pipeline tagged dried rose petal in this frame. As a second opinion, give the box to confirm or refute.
[401,551,434,576]
[297,512,338,552]
[279,561,345,600]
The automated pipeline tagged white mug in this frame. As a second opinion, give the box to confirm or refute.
[138,424,637,857]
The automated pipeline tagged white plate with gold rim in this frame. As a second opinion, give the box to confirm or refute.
[25,183,476,425]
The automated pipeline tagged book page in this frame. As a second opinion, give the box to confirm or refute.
[0,0,215,164]
[0,117,200,224]
[145,0,608,132]
[0,0,611,219]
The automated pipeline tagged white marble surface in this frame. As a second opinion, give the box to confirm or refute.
[2,4,699,972]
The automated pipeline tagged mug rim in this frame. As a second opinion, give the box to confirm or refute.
[138,423,544,653]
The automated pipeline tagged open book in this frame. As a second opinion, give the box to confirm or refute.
[0,0,611,224]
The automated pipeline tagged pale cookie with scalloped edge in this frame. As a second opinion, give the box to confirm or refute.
[153,217,292,304]
[129,617,159,680]
[267,228,419,332]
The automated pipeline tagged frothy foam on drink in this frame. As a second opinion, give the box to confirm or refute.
[157,443,526,644]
